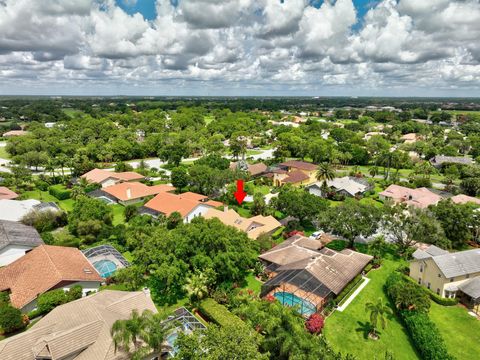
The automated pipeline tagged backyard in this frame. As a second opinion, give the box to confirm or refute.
[323,258,419,360]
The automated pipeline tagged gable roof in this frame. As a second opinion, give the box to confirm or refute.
[0,290,157,360]
[308,176,368,196]
[259,235,323,266]
[144,191,222,218]
[450,194,480,206]
[102,182,174,201]
[277,248,372,295]
[0,187,18,200]
[458,277,480,300]
[412,244,449,260]
[0,245,102,309]
[0,220,43,252]
[379,184,442,208]
[279,160,317,171]
[282,170,310,184]
[203,208,282,239]
[81,168,144,184]
[431,248,480,278]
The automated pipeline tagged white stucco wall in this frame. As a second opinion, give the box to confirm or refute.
[307,186,322,197]
[0,245,34,266]
[184,205,214,223]
[100,178,118,188]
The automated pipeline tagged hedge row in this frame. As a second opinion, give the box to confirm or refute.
[199,298,248,329]
[48,184,71,200]
[334,274,363,305]
[385,273,455,360]
[402,274,458,306]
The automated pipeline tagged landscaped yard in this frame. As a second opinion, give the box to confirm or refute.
[21,190,74,212]
[429,302,480,360]
[242,272,262,295]
[323,258,419,360]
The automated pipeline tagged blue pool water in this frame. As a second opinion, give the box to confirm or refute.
[167,332,179,355]
[274,292,316,316]
[93,259,117,278]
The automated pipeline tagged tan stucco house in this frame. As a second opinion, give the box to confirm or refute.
[272,160,317,187]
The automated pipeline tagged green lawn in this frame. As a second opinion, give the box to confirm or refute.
[122,251,134,262]
[21,190,74,212]
[429,302,480,360]
[111,204,125,225]
[323,259,419,360]
[62,108,85,118]
[0,146,10,159]
[242,272,262,295]
[246,149,262,156]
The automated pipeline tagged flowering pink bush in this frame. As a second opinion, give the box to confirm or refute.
[306,313,324,334]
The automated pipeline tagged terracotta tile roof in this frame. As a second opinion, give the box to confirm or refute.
[379,184,442,208]
[0,186,18,200]
[81,168,144,184]
[144,191,222,217]
[203,208,282,239]
[450,194,480,205]
[102,182,174,201]
[0,245,102,309]
[0,290,157,360]
[279,160,317,171]
[282,170,310,183]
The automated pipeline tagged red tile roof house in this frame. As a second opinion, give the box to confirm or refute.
[81,168,145,188]
[140,191,223,223]
[89,182,175,206]
[0,245,102,313]
[0,186,19,200]
[272,160,317,187]
[379,184,442,209]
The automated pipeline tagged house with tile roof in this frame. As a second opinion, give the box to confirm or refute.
[379,184,442,208]
[203,207,282,240]
[230,161,268,177]
[0,199,60,222]
[89,182,175,206]
[0,290,158,360]
[410,245,480,314]
[0,186,18,200]
[0,220,44,266]
[140,191,223,223]
[307,176,371,198]
[430,155,474,168]
[0,245,102,312]
[450,194,480,206]
[272,160,317,187]
[81,168,145,188]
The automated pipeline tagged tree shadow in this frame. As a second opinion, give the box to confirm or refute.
[356,321,382,340]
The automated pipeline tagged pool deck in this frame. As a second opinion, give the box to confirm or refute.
[267,283,326,313]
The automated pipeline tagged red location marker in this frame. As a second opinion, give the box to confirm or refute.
[234,179,247,204]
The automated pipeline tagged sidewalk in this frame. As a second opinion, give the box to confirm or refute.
[336,276,370,312]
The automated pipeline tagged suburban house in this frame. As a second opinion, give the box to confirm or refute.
[88,182,175,206]
[363,132,386,140]
[450,194,480,206]
[379,184,442,208]
[261,247,372,315]
[0,186,18,200]
[0,245,102,312]
[203,207,282,240]
[259,234,324,273]
[140,191,223,223]
[2,130,28,137]
[0,290,158,360]
[410,245,480,314]
[400,133,422,144]
[0,199,60,222]
[430,155,474,168]
[272,160,317,187]
[230,161,268,178]
[0,220,44,266]
[81,168,145,188]
[306,176,371,198]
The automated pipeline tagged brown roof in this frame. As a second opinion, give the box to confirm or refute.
[450,194,480,205]
[259,235,323,266]
[280,160,317,171]
[277,248,372,294]
[2,130,28,137]
[144,191,222,217]
[282,170,310,184]
[0,245,102,309]
[102,182,174,201]
[230,162,268,176]
[0,220,43,252]
[0,290,157,360]
[81,168,144,184]
[0,186,18,200]
[203,208,282,239]
[379,184,442,208]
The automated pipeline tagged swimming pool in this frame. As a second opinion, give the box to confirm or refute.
[93,259,117,278]
[274,292,316,316]
[166,332,179,355]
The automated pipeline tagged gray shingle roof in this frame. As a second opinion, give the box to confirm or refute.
[458,277,480,300]
[0,220,43,251]
[432,248,480,278]
[412,245,449,260]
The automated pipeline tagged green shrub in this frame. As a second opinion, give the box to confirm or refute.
[27,308,42,320]
[37,289,68,314]
[199,298,248,329]
[48,184,71,200]
[0,291,10,307]
[335,274,362,304]
[66,285,83,302]
[326,240,347,251]
[0,305,26,334]
[401,311,454,360]
[429,292,458,306]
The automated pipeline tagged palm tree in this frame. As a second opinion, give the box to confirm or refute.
[184,272,209,303]
[111,309,150,354]
[369,166,378,178]
[316,162,335,182]
[365,299,392,339]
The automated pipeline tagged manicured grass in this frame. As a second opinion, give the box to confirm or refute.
[21,190,74,212]
[429,302,480,360]
[323,258,419,360]
[246,149,262,156]
[62,108,85,118]
[122,251,134,262]
[0,146,10,159]
[242,272,262,295]
[111,204,125,225]
[359,197,384,208]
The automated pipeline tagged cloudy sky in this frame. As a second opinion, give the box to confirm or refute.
[0,0,480,96]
